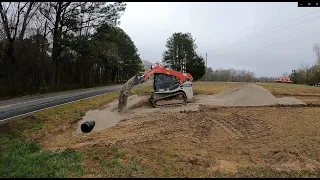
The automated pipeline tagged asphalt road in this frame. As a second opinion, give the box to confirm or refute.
[0,84,124,122]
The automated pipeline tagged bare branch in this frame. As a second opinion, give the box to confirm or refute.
[4,2,11,13]
[63,2,86,16]
[13,2,21,40]
[0,3,12,41]
[20,2,28,12]
[19,2,36,41]
[61,2,71,10]
[38,7,55,26]
[26,3,41,25]
[60,3,69,27]
[80,14,104,25]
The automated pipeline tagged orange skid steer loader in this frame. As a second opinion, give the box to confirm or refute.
[118,62,194,111]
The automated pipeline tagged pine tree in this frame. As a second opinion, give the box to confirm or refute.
[162,32,205,81]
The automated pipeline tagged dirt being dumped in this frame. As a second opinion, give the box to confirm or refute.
[118,75,140,112]
[195,84,305,106]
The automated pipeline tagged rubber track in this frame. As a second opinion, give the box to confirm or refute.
[152,91,187,108]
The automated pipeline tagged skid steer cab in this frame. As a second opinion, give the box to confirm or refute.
[138,62,194,107]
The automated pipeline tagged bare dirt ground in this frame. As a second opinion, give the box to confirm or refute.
[36,83,320,177]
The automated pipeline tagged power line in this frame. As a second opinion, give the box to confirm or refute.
[212,15,320,53]
[217,25,320,53]
[240,9,320,41]
[211,9,320,52]
[210,9,320,52]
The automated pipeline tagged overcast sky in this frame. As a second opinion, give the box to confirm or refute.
[119,2,320,77]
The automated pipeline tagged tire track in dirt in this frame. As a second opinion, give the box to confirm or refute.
[231,112,273,142]
[189,106,274,143]
[191,112,215,143]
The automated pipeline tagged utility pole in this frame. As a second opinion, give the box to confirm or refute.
[205,52,208,82]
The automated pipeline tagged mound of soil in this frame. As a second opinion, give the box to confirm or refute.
[195,84,305,106]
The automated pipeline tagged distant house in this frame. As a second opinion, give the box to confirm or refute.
[275,77,293,83]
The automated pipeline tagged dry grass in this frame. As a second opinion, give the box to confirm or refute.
[25,92,119,139]
[193,82,246,95]
[131,82,320,99]
[256,82,320,96]
[193,82,320,96]
[131,85,153,95]
[2,82,320,177]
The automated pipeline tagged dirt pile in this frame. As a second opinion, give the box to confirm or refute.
[195,84,305,106]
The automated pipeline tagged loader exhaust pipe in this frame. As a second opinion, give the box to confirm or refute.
[81,121,96,133]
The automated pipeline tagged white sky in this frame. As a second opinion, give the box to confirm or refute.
[119,2,320,77]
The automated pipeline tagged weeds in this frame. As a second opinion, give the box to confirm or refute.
[0,141,83,178]
[241,149,252,156]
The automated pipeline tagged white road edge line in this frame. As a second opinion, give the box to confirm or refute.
[0,90,119,123]
[3,85,122,107]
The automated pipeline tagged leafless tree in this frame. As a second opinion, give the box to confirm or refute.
[0,2,39,90]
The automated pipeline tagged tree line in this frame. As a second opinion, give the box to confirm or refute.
[198,67,275,82]
[0,2,143,97]
[288,43,320,84]
[5,2,306,99]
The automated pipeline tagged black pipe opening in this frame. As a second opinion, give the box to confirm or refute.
[81,121,95,133]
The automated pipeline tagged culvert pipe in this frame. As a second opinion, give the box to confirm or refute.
[81,121,95,133]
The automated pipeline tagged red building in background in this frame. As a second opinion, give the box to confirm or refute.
[275,77,293,83]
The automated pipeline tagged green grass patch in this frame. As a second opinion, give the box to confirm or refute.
[0,119,84,178]
[0,141,83,178]
[0,91,121,178]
